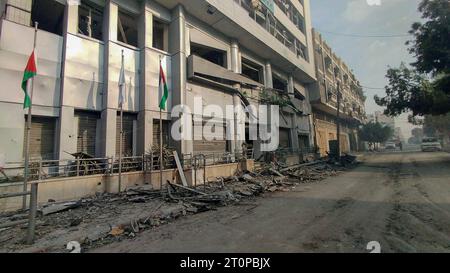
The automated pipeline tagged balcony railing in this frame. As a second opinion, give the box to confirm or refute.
[234,0,308,61]
[273,0,306,34]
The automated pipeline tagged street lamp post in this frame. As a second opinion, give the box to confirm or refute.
[336,80,341,160]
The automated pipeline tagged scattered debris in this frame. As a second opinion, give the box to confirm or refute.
[40,201,82,216]
[0,153,359,253]
[109,226,125,237]
[173,151,188,186]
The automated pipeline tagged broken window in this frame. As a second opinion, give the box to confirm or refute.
[152,18,168,51]
[117,9,138,47]
[279,128,291,149]
[153,120,170,147]
[116,113,136,157]
[31,0,64,35]
[76,111,100,157]
[273,74,287,92]
[297,42,308,61]
[324,56,332,70]
[298,134,310,151]
[191,43,227,68]
[78,0,104,40]
[294,88,305,101]
[241,58,263,83]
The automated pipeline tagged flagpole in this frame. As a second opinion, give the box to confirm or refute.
[118,50,124,193]
[22,22,38,210]
[159,56,163,192]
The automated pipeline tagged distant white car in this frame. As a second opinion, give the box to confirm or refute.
[385,142,397,150]
[421,137,442,152]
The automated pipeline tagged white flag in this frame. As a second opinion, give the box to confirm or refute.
[118,52,125,107]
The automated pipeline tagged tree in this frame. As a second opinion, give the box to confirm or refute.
[375,0,450,116]
[423,113,450,146]
[359,122,394,149]
[407,0,450,77]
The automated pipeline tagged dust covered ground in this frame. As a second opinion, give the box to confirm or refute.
[91,152,450,253]
[2,152,450,253]
[0,157,347,253]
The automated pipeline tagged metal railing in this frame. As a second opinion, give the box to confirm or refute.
[234,0,307,60]
[0,172,39,244]
[0,148,254,245]
[0,149,254,243]
[1,149,255,184]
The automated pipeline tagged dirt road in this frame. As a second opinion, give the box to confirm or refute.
[91,152,450,253]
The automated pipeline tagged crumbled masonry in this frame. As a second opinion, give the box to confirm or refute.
[0,156,357,253]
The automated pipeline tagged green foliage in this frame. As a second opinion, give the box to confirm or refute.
[259,89,303,114]
[423,113,450,136]
[407,0,450,76]
[375,0,450,117]
[260,89,291,107]
[374,63,449,116]
[358,122,394,145]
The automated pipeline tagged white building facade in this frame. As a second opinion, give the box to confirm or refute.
[0,0,317,164]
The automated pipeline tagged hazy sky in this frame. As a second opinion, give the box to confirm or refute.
[310,0,422,138]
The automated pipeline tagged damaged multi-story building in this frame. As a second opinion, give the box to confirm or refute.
[309,29,366,156]
[0,0,317,164]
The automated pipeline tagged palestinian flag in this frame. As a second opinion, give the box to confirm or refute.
[21,51,37,109]
[159,61,169,110]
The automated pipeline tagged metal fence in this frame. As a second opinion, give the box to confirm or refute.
[0,149,254,243]
[0,149,255,184]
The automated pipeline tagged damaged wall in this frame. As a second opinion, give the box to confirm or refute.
[0,19,63,162]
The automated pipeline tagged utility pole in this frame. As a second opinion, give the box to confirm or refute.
[118,50,125,193]
[23,22,38,210]
[159,56,164,192]
[336,80,341,160]
[25,22,39,244]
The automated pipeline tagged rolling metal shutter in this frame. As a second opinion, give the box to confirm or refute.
[152,120,170,148]
[116,113,135,156]
[76,112,99,156]
[24,116,55,160]
[193,119,227,155]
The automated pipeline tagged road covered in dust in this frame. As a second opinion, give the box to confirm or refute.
[91,151,450,253]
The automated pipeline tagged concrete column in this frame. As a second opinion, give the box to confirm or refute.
[264,61,273,88]
[290,114,300,152]
[66,2,78,35]
[254,61,274,159]
[169,5,191,154]
[139,6,153,49]
[230,40,241,74]
[287,75,298,153]
[100,1,118,157]
[137,3,153,155]
[58,106,77,160]
[230,40,244,155]
[57,3,80,160]
[288,75,295,96]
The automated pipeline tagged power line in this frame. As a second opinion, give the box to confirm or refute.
[316,29,412,38]
[360,85,386,90]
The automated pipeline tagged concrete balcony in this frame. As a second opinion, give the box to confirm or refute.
[155,0,316,83]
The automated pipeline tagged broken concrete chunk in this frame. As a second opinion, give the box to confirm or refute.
[158,205,186,219]
[241,174,255,182]
[84,224,111,242]
[40,201,81,216]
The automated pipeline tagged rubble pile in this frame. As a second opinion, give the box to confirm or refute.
[0,156,358,252]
